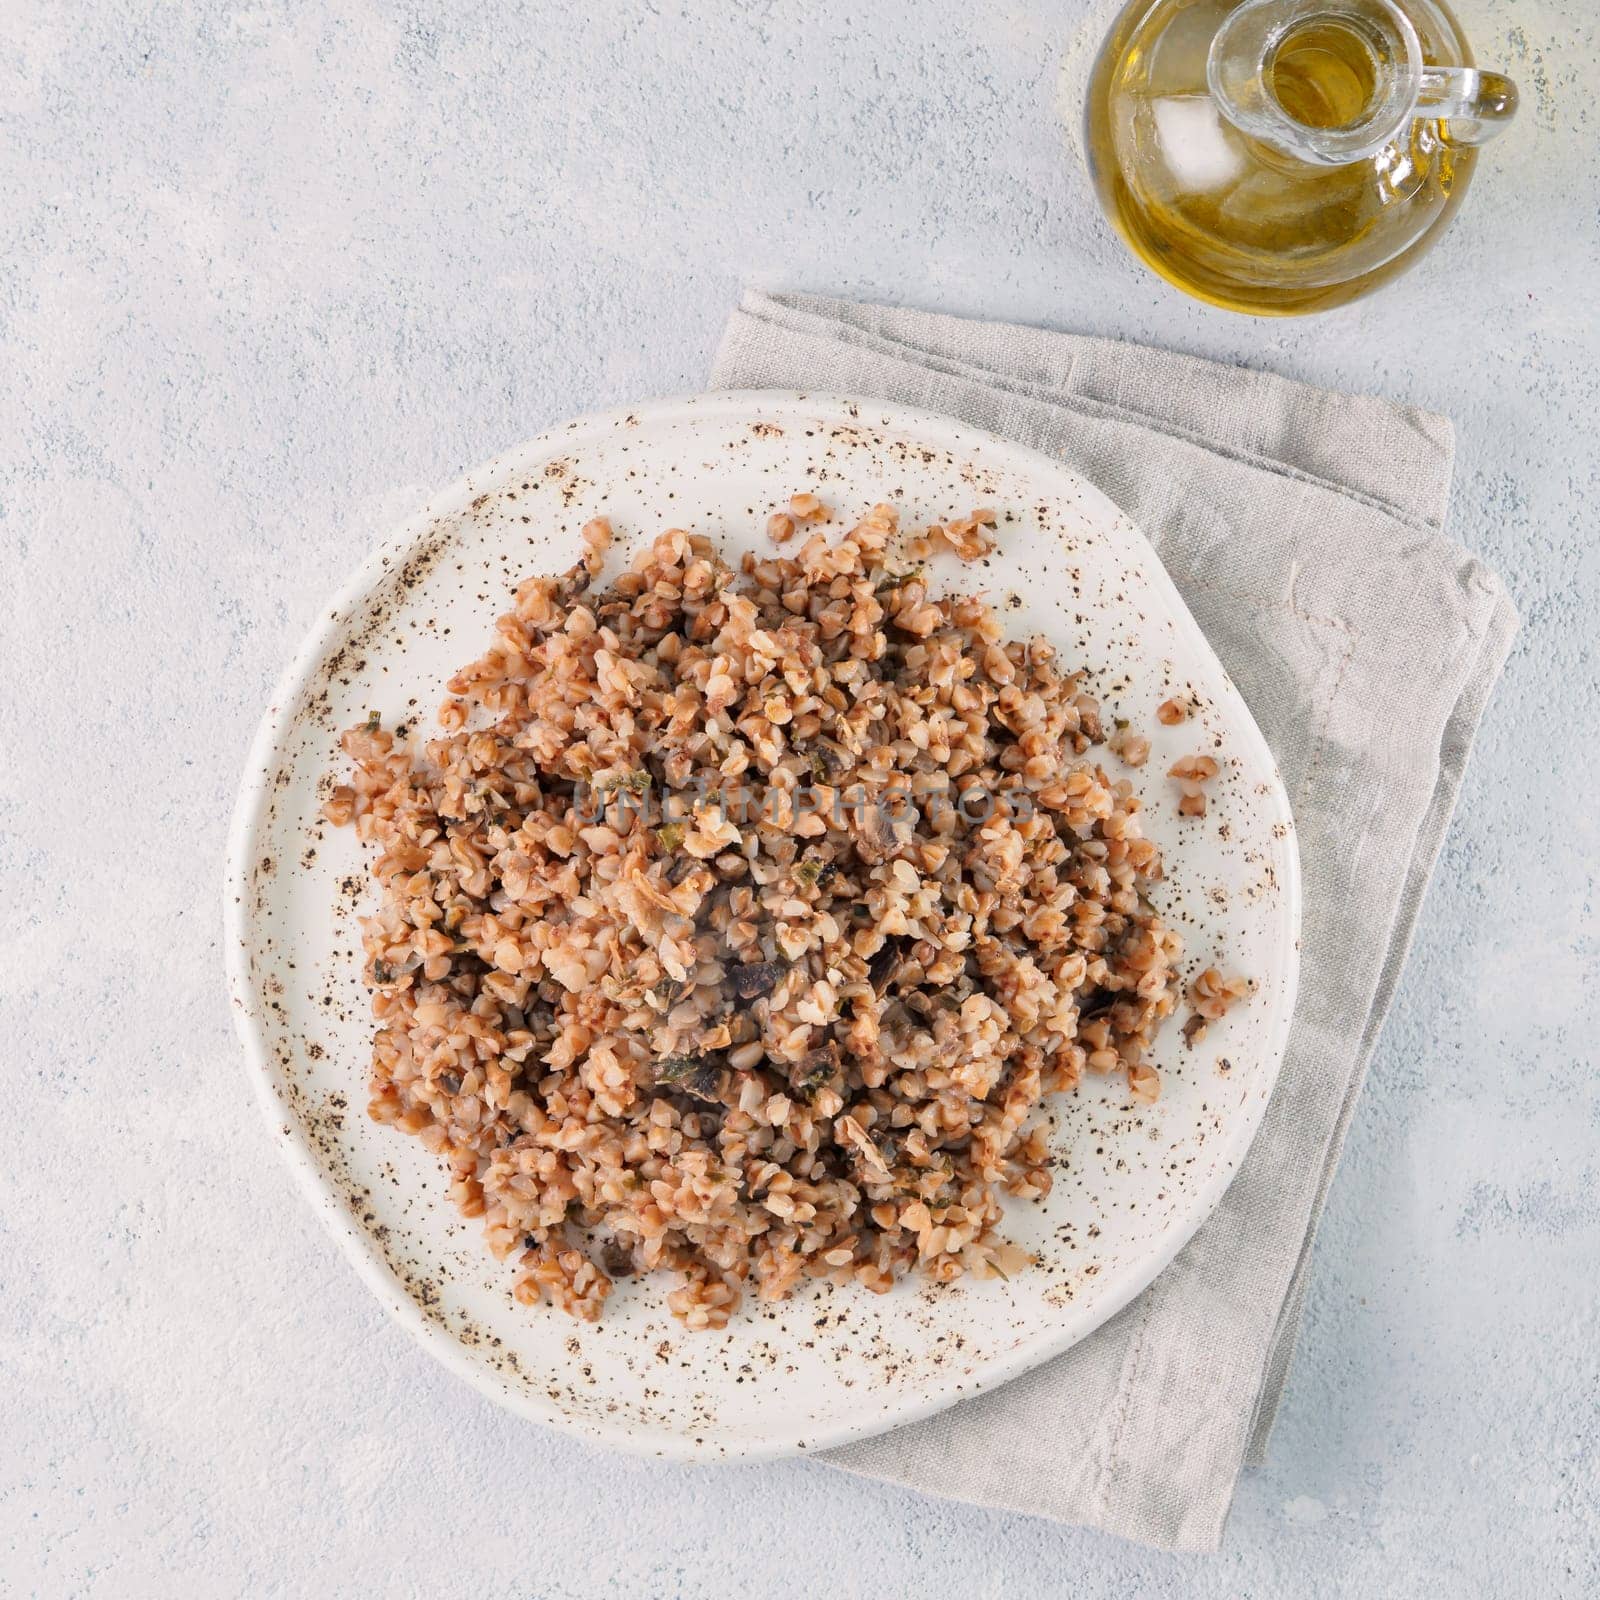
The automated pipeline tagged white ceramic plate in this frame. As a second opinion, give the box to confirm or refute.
[224,392,1300,1462]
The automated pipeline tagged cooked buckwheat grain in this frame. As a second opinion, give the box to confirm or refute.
[331,500,1188,1325]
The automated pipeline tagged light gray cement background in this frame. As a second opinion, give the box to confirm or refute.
[2,2,1596,1596]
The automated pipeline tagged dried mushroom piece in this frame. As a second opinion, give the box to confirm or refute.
[851,802,900,862]
[653,1054,727,1102]
[867,937,912,994]
[727,961,783,1001]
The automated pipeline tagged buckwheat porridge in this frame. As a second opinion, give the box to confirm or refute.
[326,498,1247,1328]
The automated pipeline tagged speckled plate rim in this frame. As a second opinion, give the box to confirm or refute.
[223,390,1302,1463]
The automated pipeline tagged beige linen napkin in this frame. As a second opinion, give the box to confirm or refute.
[711,290,1518,1552]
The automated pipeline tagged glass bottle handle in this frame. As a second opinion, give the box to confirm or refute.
[1416,66,1519,147]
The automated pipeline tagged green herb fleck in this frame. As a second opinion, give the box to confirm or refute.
[873,565,924,594]
[654,1056,700,1084]
[794,853,836,888]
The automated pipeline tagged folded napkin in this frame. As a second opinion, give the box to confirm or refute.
[710,291,1517,1551]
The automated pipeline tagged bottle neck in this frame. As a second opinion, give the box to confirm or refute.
[1207,0,1423,167]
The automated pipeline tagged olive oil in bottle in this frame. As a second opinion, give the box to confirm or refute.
[1270,19,1382,128]
[1084,0,1518,315]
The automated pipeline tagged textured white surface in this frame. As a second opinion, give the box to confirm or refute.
[1,1,1595,1596]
